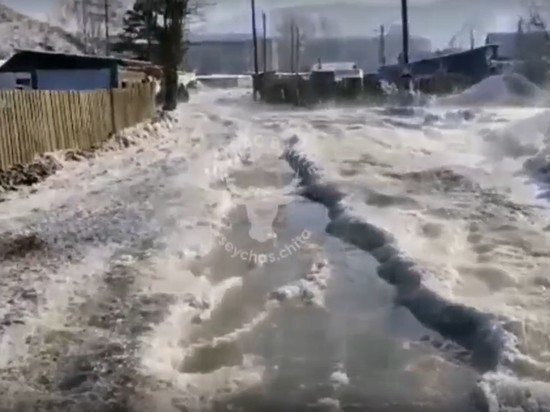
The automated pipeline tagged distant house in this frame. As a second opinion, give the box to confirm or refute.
[0,50,157,91]
[311,61,363,80]
[186,33,278,75]
[295,33,432,74]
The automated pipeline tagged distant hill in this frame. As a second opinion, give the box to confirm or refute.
[0,3,86,59]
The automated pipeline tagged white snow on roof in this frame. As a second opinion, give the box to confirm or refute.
[311,62,358,71]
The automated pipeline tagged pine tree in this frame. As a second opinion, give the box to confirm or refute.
[116,0,201,110]
[113,1,160,61]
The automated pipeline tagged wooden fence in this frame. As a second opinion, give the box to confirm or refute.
[0,82,156,170]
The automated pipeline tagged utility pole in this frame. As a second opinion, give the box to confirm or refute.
[104,0,110,55]
[400,0,412,94]
[82,0,88,53]
[400,0,409,65]
[262,12,268,72]
[295,25,300,72]
[290,18,296,73]
[378,24,386,66]
[250,0,259,75]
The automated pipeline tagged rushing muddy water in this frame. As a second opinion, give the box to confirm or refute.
[1,83,550,411]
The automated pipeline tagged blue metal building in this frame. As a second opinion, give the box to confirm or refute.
[0,50,153,91]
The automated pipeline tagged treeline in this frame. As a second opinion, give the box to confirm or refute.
[515,1,550,86]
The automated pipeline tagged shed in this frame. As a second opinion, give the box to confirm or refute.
[0,50,158,90]
[379,45,499,85]
[311,61,363,80]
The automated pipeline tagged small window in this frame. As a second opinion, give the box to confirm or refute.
[16,78,31,86]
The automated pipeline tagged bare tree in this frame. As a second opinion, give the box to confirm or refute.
[524,0,550,29]
[317,15,340,38]
[515,0,550,85]
[275,12,341,72]
[53,0,127,54]
[133,0,205,110]
[276,12,316,72]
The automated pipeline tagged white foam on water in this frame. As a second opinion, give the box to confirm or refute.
[0,246,114,368]
[284,102,550,402]
[167,88,550,408]
[437,74,550,107]
[3,83,550,410]
[0,89,271,403]
[132,89,296,409]
[139,275,245,372]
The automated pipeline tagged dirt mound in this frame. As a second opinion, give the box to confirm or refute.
[0,232,47,260]
[385,167,480,193]
[0,155,63,192]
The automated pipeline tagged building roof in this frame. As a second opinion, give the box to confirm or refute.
[311,61,358,71]
[0,49,155,72]
[379,44,498,80]
[412,44,497,65]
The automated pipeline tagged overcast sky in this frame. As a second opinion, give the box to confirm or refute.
[0,0,532,48]
[202,0,527,48]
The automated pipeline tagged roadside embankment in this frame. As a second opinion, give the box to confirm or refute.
[0,111,177,199]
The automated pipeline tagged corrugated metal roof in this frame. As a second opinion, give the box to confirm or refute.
[379,45,498,84]
[404,45,497,66]
[9,49,153,67]
[0,50,158,76]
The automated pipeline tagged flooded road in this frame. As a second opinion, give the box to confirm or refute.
[1,87,549,411]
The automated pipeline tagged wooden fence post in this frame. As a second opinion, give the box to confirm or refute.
[0,84,155,171]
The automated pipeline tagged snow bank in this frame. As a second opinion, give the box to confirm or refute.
[0,111,176,197]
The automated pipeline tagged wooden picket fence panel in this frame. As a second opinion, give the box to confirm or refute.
[0,82,155,170]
